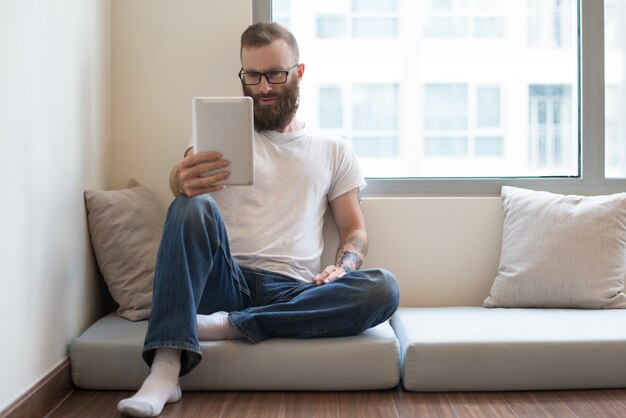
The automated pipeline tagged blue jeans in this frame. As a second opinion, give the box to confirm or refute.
[143,195,400,376]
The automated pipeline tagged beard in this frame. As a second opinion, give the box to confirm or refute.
[243,77,300,131]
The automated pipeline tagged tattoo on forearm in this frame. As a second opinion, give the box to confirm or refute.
[336,238,368,261]
[349,237,368,255]
[337,251,362,273]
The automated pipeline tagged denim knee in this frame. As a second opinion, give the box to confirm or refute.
[169,194,219,220]
[362,268,400,315]
[167,195,221,233]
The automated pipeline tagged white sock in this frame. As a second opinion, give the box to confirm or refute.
[197,311,244,341]
[117,348,182,417]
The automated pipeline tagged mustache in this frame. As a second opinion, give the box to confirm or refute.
[253,92,276,100]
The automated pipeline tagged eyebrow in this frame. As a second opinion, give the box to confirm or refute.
[242,66,289,73]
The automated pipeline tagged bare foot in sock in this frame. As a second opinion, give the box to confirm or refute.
[197,311,244,340]
[117,348,182,417]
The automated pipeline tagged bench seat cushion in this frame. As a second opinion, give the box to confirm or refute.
[70,313,400,391]
[392,307,626,391]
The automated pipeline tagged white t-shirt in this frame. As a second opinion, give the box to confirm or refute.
[211,126,366,282]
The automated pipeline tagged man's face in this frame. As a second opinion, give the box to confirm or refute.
[241,40,301,131]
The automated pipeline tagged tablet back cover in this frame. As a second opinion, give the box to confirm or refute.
[192,97,254,186]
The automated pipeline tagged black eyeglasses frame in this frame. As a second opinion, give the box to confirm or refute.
[238,63,300,85]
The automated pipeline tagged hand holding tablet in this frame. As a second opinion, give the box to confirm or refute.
[192,97,255,186]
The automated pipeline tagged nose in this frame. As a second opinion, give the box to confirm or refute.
[259,76,272,93]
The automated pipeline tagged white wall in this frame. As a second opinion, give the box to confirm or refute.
[0,0,253,411]
[111,0,252,206]
[0,0,111,411]
[321,198,503,307]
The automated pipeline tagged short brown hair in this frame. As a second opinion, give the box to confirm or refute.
[240,21,300,64]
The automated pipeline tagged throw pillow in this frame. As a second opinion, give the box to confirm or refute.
[484,186,626,309]
[84,179,165,320]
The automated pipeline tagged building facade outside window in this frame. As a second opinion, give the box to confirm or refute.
[605,0,626,178]
[259,0,626,192]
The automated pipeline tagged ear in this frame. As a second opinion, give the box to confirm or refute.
[296,63,305,80]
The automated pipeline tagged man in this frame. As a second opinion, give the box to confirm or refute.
[118,21,399,417]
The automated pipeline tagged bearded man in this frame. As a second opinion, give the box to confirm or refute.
[118,21,399,417]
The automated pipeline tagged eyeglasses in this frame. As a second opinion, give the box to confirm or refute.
[238,64,300,85]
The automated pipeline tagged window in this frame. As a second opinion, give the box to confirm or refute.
[312,0,399,39]
[352,18,397,38]
[317,84,400,162]
[528,0,574,48]
[605,0,626,178]
[316,16,346,38]
[475,136,504,157]
[352,0,398,12]
[272,0,291,29]
[476,87,500,128]
[351,0,399,38]
[605,85,624,177]
[353,84,399,131]
[423,84,505,173]
[425,84,468,131]
[528,85,574,172]
[319,87,343,128]
[424,0,505,39]
[254,1,623,195]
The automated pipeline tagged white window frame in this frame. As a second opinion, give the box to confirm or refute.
[253,0,621,197]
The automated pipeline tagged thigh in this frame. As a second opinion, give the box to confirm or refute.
[196,244,254,314]
[241,267,316,307]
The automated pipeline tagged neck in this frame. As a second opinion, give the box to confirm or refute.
[275,116,303,133]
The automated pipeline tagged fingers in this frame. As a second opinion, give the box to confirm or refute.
[313,265,346,286]
[180,151,223,169]
[185,171,230,196]
[177,151,230,196]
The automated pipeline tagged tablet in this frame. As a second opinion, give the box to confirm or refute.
[192,96,254,186]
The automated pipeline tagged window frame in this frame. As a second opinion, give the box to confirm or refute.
[253,0,622,197]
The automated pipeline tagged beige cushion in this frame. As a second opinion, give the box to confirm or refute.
[484,186,626,308]
[84,180,164,320]
[70,313,400,391]
[392,307,626,391]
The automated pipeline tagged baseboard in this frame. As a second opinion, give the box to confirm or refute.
[0,358,73,418]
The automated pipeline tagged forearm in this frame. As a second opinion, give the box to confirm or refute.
[335,230,368,272]
[170,147,195,197]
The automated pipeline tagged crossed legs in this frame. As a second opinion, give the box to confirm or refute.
[117,196,399,417]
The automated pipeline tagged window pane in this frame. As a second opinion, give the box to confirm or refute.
[273,0,291,30]
[425,84,468,130]
[274,18,291,29]
[475,0,501,10]
[476,87,500,128]
[352,0,398,12]
[425,17,468,38]
[475,136,504,157]
[353,137,399,157]
[273,0,290,13]
[473,17,504,38]
[425,137,468,157]
[319,87,343,128]
[528,0,574,48]
[432,0,454,12]
[605,0,626,177]
[352,84,398,130]
[274,0,579,178]
[352,18,398,38]
[528,85,573,170]
[316,16,346,38]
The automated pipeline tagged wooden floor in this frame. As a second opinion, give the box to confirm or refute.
[47,387,626,417]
